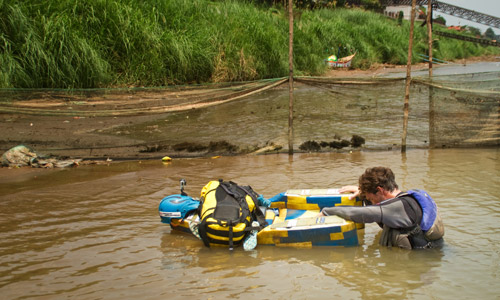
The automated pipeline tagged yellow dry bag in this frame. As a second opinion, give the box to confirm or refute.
[197,180,267,249]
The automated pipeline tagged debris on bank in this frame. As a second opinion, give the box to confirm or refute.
[350,135,366,147]
[141,140,239,155]
[252,142,283,154]
[299,135,365,152]
[1,145,81,168]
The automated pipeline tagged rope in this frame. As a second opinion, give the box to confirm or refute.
[296,76,404,85]
[0,78,288,116]
[413,78,500,95]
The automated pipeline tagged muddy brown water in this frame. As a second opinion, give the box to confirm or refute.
[1,148,499,299]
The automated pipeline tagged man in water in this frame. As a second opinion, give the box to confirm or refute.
[319,167,444,249]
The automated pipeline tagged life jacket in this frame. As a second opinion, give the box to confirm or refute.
[398,189,444,248]
[405,189,437,232]
[197,180,267,250]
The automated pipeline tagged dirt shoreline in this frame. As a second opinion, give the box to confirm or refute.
[1,55,499,169]
[325,55,500,78]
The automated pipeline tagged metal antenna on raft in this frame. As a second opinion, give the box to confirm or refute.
[180,179,187,196]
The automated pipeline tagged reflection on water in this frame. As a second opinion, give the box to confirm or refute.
[0,148,499,299]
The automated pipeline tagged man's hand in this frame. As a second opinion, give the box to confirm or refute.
[339,185,360,200]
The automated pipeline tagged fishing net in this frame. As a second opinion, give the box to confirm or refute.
[414,72,499,147]
[0,69,498,159]
[294,71,500,149]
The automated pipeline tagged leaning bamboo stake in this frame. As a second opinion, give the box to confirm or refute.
[288,0,294,155]
[427,0,433,77]
[427,0,435,147]
[402,0,416,153]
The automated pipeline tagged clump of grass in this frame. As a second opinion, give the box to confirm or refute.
[296,8,428,71]
[0,1,112,88]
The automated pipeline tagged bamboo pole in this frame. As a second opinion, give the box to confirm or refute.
[429,85,435,148]
[427,0,435,148]
[402,0,416,153]
[427,0,433,77]
[288,0,294,155]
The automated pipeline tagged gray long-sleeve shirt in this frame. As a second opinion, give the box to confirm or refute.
[321,195,421,230]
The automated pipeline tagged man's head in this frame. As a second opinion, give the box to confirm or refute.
[358,167,399,204]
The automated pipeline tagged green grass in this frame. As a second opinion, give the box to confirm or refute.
[0,0,498,88]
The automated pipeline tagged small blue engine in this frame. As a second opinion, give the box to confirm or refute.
[158,194,200,224]
[158,179,200,224]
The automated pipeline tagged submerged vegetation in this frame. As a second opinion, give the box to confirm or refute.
[0,0,498,88]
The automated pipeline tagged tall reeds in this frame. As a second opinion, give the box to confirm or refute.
[0,0,498,88]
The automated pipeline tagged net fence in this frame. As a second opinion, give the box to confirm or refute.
[0,70,498,159]
[415,72,499,148]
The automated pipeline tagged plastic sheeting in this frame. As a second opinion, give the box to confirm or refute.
[1,145,81,168]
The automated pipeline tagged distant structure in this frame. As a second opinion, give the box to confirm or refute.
[380,0,500,29]
[384,5,419,21]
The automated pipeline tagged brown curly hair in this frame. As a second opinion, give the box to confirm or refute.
[358,167,399,196]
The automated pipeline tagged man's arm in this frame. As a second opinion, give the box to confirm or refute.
[321,199,416,228]
[321,205,382,224]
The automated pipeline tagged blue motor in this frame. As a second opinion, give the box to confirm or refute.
[158,179,200,224]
